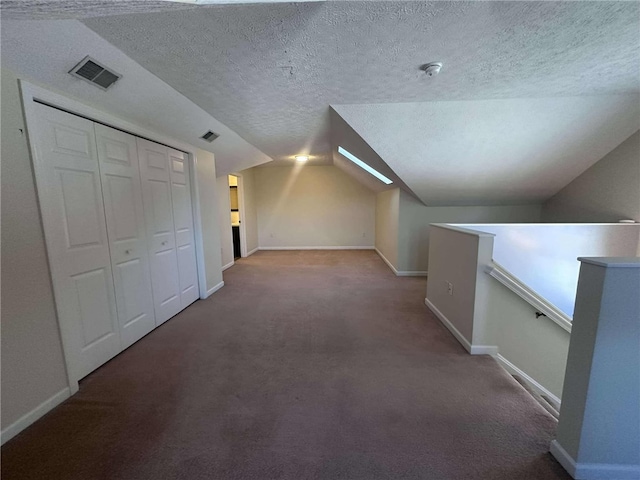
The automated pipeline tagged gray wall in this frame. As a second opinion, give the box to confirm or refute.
[397,191,542,272]
[543,131,640,223]
[1,68,70,430]
[375,188,400,267]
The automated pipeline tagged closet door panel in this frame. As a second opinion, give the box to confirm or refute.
[95,124,156,348]
[137,139,182,324]
[169,149,199,307]
[29,104,121,381]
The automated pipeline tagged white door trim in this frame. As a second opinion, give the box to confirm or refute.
[190,152,208,298]
[20,81,208,393]
[230,172,248,257]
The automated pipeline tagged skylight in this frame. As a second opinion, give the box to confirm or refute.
[337,147,393,185]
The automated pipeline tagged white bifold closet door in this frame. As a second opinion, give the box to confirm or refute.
[94,124,156,348]
[30,104,121,380]
[137,139,199,324]
[30,104,201,383]
[168,148,199,307]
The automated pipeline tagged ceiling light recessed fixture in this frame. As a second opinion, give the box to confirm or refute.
[337,147,393,185]
[295,155,309,162]
[421,62,443,77]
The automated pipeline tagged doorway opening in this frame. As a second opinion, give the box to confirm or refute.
[228,175,241,259]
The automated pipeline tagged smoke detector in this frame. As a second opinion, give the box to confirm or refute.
[421,62,443,77]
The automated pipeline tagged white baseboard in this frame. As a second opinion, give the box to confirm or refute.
[425,298,472,353]
[375,249,427,277]
[396,270,428,277]
[1,387,71,445]
[424,305,561,406]
[575,463,640,480]
[550,439,640,479]
[375,248,399,275]
[222,260,234,271]
[246,247,259,256]
[550,440,577,478]
[496,353,561,406]
[425,298,498,355]
[259,246,375,251]
[205,281,225,298]
[470,344,499,355]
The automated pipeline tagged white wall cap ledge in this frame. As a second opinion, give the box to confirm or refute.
[454,223,639,227]
[577,257,640,268]
[429,224,496,237]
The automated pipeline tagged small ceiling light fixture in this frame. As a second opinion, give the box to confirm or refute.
[337,146,393,185]
[295,155,309,162]
[421,62,443,77]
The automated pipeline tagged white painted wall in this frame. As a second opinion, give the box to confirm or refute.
[459,223,640,317]
[426,223,570,400]
[237,167,259,254]
[397,191,541,272]
[255,166,375,249]
[1,68,70,431]
[426,225,490,343]
[375,188,400,269]
[217,175,235,269]
[195,149,224,292]
[553,259,640,478]
[543,131,640,223]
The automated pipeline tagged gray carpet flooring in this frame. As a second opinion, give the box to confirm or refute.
[1,250,570,479]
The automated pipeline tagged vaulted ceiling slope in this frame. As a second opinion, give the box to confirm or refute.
[0,0,197,19]
[80,1,640,203]
[0,19,271,175]
[329,107,417,197]
[333,97,640,206]
[3,1,639,203]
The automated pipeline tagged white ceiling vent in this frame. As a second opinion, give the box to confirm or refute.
[69,56,121,90]
[201,130,219,143]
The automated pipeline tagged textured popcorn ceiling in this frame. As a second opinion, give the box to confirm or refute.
[83,1,639,166]
[10,1,640,204]
[0,0,325,19]
[0,1,198,19]
[334,96,640,205]
[0,19,272,176]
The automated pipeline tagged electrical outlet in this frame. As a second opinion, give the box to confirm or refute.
[447,281,454,296]
[270,233,273,238]
[362,232,366,238]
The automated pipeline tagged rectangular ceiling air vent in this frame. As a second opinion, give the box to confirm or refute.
[69,56,121,91]
[201,130,219,143]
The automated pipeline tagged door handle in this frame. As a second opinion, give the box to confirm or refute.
[161,241,168,246]
[125,249,131,255]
